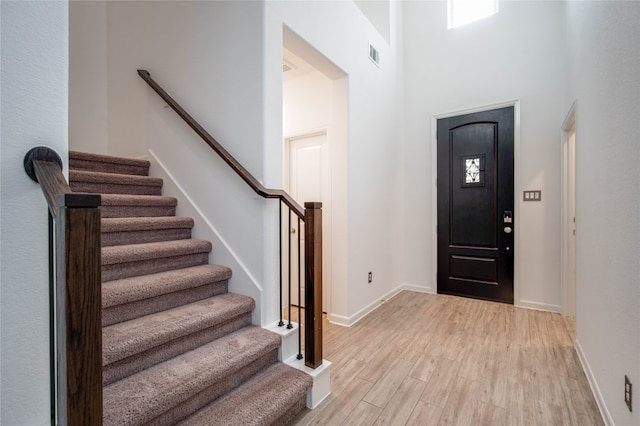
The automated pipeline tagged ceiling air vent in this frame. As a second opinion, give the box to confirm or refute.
[368,41,380,67]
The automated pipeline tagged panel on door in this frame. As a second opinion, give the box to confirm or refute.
[437,107,514,303]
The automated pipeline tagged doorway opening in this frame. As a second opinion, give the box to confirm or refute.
[283,131,331,312]
[561,103,577,317]
[282,27,348,316]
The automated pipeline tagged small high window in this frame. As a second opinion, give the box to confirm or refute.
[448,0,498,29]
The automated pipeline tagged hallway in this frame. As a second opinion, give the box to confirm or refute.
[293,291,603,425]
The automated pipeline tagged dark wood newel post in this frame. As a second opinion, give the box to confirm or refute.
[25,148,103,425]
[54,193,102,426]
[304,202,323,369]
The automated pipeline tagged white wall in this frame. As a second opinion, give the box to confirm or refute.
[86,2,403,323]
[284,71,333,134]
[70,1,406,327]
[354,0,391,44]
[69,1,108,154]
[403,1,566,311]
[564,2,640,424]
[266,1,405,325]
[76,0,407,326]
[1,1,68,424]
[94,1,272,322]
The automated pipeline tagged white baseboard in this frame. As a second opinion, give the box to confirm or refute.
[327,284,435,327]
[327,286,404,327]
[328,286,563,327]
[516,298,562,313]
[402,283,435,294]
[575,338,612,425]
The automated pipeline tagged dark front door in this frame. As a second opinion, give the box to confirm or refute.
[437,106,514,303]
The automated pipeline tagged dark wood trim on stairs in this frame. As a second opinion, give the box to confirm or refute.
[24,147,103,426]
[304,203,323,369]
[137,70,324,369]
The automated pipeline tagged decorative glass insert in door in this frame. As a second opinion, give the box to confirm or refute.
[465,158,481,183]
[460,154,485,187]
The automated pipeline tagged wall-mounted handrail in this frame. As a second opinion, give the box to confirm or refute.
[137,70,323,369]
[137,70,304,218]
[24,147,102,426]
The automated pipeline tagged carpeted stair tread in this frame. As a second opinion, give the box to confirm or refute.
[179,362,313,426]
[102,239,211,265]
[102,216,194,246]
[103,216,194,233]
[102,264,232,326]
[103,264,229,309]
[100,194,177,218]
[70,169,163,196]
[103,292,255,366]
[103,326,281,426]
[69,150,150,176]
[102,239,211,282]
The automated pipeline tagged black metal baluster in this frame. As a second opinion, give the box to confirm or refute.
[287,209,293,329]
[297,216,303,360]
[278,201,284,327]
[49,211,57,424]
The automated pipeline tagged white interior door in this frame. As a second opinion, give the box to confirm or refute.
[567,130,576,316]
[285,131,331,312]
[562,105,576,318]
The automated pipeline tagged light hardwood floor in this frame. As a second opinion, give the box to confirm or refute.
[291,291,603,426]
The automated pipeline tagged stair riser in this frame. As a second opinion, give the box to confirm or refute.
[177,362,312,426]
[103,313,253,386]
[274,395,308,426]
[69,158,149,176]
[100,205,176,218]
[102,253,209,282]
[102,280,228,327]
[146,351,279,426]
[102,228,192,247]
[71,181,162,196]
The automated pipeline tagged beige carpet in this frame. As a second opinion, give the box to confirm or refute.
[70,150,312,426]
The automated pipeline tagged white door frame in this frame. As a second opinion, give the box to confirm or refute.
[284,128,332,314]
[431,100,521,302]
[561,101,577,317]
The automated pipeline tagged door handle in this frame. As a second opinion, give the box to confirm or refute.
[291,228,296,234]
[504,226,512,234]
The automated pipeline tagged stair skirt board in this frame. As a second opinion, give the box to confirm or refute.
[67,150,313,425]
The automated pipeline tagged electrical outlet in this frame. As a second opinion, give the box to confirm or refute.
[625,375,632,412]
[368,272,372,284]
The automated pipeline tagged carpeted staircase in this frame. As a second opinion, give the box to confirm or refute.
[69,150,312,426]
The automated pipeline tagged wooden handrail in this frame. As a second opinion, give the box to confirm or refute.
[24,146,69,216]
[24,147,102,425]
[138,70,323,369]
[33,160,71,216]
[137,69,305,218]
